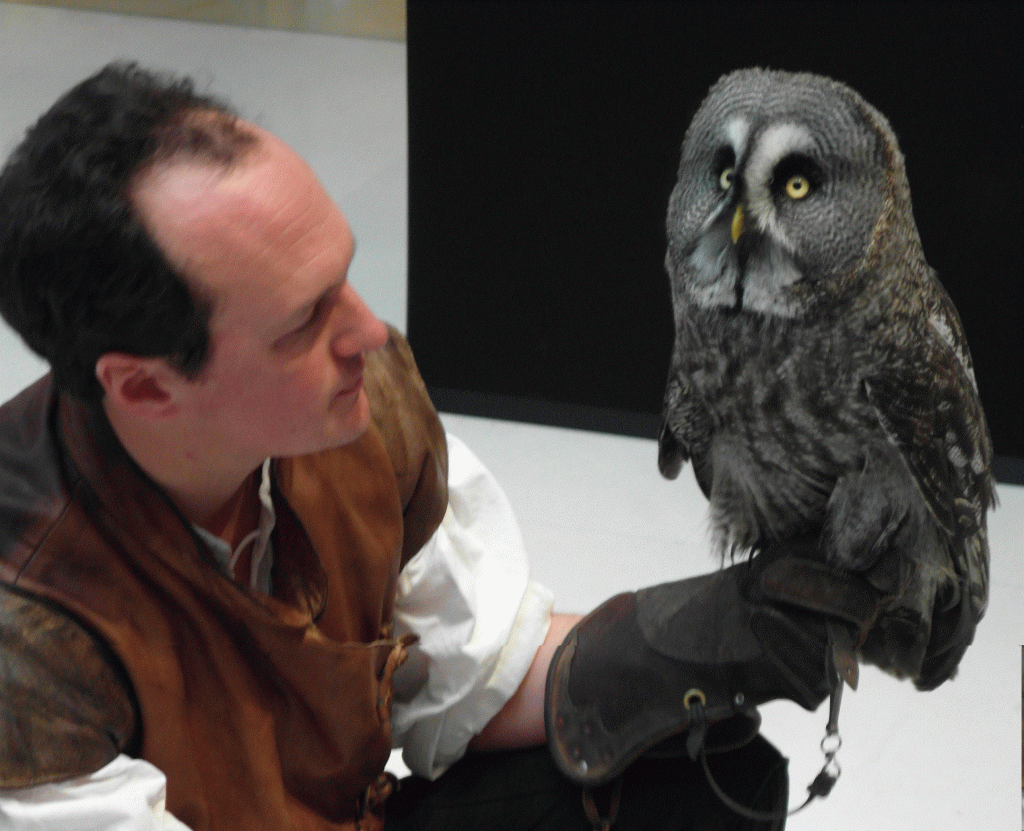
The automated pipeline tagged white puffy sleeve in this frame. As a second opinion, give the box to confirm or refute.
[0,755,191,830]
[390,433,554,780]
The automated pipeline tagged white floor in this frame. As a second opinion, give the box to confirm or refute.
[1,5,1021,829]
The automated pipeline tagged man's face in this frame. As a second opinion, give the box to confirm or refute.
[131,125,389,466]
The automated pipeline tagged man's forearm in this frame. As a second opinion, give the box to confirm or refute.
[469,612,581,752]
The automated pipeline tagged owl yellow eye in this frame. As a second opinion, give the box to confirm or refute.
[718,167,735,191]
[785,175,810,199]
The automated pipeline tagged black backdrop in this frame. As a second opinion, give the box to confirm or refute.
[406,0,1023,483]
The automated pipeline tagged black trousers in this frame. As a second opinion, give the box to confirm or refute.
[384,735,789,831]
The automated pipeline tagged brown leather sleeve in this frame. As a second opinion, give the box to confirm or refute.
[363,326,448,567]
[0,584,138,789]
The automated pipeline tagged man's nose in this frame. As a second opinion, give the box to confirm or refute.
[331,284,389,360]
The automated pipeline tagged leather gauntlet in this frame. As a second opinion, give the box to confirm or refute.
[545,541,881,787]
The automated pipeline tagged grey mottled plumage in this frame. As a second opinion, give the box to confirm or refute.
[658,68,995,690]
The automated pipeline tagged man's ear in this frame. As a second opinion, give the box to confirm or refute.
[94,353,181,419]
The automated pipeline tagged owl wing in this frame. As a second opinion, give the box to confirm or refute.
[863,324,995,550]
[658,371,690,479]
[658,370,714,498]
[862,319,995,687]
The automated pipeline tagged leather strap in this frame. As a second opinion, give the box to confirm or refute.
[581,776,621,831]
[759,557,881,631]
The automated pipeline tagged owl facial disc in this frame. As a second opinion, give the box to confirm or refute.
[678,121,818,317]
[685,197,805,317]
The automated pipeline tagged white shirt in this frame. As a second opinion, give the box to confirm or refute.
[0,434,553,830]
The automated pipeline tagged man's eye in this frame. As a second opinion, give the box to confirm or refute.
[275,303,325,350]
[295,299,330,334]
[295,309,319,333]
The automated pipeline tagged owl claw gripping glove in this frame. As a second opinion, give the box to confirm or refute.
[545,540,882,788]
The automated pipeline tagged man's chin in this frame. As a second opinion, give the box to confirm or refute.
[323,393,371,448]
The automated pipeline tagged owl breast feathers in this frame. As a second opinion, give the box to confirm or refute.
[658,68,996,690]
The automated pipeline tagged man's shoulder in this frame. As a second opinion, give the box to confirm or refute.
[363,327,437,431]
[0,375,56,464]
[362,327,449,562]
[0,582,138,789]
[0,378,139,788]
[0,375,73,577]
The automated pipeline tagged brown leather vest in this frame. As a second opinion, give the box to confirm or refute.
[0,330,448,830]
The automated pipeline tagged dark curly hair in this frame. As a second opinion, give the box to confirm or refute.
[0,62,257,400]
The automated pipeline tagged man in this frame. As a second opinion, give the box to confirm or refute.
[0,63,875,830]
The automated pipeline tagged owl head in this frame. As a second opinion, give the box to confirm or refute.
[666,68,923,319]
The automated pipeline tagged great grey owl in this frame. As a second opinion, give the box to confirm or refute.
[658,68,996,691]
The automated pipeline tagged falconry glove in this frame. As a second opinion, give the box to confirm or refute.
[544,539,883,793]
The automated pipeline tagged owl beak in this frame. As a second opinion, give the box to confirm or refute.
[731,204,746,244]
